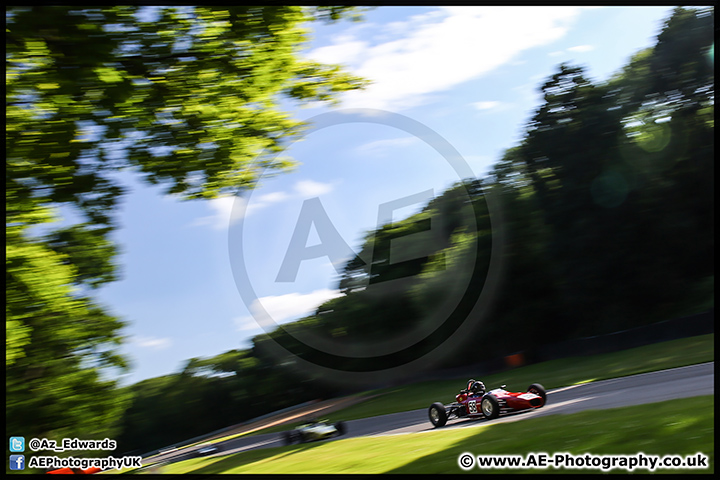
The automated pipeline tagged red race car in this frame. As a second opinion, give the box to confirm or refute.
[428,380,547,427]
[47,467,102,474]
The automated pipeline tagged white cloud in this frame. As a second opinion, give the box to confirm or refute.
[294,179,334,197]
[472,101,502,111]
[192,180,334,229]
[567,44,594,52]
[308,6,589,111]
[548,44,595,57]
[255,288,343,323]
[132,335,172,350]
[235,288,344,332]
[234,316,261,333]
[191,195,247,230]
[356,136,420,156]
[310,37,369,67]
[256,191,290,204]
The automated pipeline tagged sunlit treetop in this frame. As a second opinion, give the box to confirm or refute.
[6,6,368,229]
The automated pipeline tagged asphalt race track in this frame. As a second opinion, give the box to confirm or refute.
[150,362,714,465]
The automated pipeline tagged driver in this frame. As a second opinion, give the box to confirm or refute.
[462,379,486,397]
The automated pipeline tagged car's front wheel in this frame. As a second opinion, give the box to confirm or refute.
[481,395,500,419]
[334,421,346,436]
[429,402,448,427]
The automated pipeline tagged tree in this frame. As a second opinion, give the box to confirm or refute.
[508,7,713,334]
[608,6,714,321]
[6,5,367,444]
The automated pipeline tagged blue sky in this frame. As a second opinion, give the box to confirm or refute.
[92,6,678,385]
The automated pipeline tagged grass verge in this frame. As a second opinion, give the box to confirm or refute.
[121,333,713,473]
[254,333,714,434]
[161,395,714,474]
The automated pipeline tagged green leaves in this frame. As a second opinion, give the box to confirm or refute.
[507,7,714,333]
[6,5,367,445]
[94,66,124,83]
[7,6,367,215]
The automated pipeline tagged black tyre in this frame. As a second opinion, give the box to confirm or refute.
[334,421,346,436]
[480,394,500,419]
[282,431,294,445]
[527,383,547,407]
[428,402,448,427]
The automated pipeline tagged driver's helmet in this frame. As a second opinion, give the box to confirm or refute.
[470,381,485,395]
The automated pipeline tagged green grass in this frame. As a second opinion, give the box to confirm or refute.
[160,395,714,474]
[120,333,713,474]
[255,333,714,433]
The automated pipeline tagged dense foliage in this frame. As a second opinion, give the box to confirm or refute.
[6,5,366,446]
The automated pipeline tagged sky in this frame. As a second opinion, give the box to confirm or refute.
[90,6,680,386]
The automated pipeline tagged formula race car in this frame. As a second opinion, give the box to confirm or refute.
[282,419,346,445]
[193,443,219,457]
[428,380,547,427]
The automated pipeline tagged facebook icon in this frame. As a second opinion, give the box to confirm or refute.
[10,455,25,470]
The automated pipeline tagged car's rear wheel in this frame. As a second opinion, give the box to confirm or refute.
[282,431,294,445]
[481,395,500,419]
[429,402,448,427]
[527,383,547,407]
